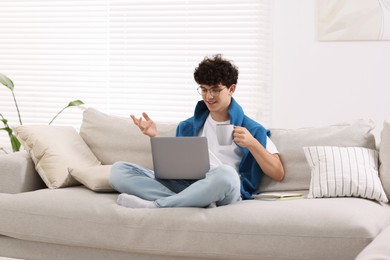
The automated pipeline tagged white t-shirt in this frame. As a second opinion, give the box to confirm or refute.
[198,115,278,170]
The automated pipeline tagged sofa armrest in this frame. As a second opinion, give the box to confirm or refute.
[355,225,390,260]
[0,151,46,193]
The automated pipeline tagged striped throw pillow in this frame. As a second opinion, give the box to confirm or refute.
[303,146,388,203]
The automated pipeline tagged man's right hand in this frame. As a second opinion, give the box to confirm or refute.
[130,112,158,138]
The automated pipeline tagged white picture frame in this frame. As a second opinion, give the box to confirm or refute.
[317,0,390,41]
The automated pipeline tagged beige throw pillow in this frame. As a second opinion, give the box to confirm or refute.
[69,165,114,192]
[79,108,177,168]
[13,125,101,189]
[259,119,376,192]
[304,146,388,203]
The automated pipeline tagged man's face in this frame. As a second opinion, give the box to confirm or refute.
[198,83,235,116]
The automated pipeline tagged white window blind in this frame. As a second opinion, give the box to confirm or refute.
[0,0,108,152]
[0,0,272,152]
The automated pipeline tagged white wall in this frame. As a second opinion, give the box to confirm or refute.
[271,0,390,138]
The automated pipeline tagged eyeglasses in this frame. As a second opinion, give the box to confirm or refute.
[197,86,227,97]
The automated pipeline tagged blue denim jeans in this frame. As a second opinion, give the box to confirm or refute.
[109,162,242,208]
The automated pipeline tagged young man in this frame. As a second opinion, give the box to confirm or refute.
[109,54,284,208]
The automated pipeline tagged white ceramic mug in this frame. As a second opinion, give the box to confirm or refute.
[216,124,234,145]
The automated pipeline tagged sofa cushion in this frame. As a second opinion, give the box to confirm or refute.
[0,187,390,259]
[260,119,376,192]
[379,120,390,199]
[69,165,114,192]
[303,146,388,203]
[79,108,177,168]
[13,125,101,189]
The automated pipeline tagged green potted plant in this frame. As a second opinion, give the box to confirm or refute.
[0,73,84,153]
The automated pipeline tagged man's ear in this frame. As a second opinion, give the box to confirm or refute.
[228,84,236,95]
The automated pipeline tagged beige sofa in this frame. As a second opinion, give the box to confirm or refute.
[1,108,390,260]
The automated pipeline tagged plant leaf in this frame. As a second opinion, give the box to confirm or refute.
[67,100,84,107]
[0,73,14,91]
[10,134,21,152]
[0,126,21,152]
[48,99,85,125]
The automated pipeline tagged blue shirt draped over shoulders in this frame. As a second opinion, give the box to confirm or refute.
[175,98,270,199]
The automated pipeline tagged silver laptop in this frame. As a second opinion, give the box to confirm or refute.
[150,137,210,179]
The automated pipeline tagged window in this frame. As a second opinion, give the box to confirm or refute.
[0,0,272,152]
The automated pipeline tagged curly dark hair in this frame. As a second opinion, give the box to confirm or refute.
[194,54,239,87]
